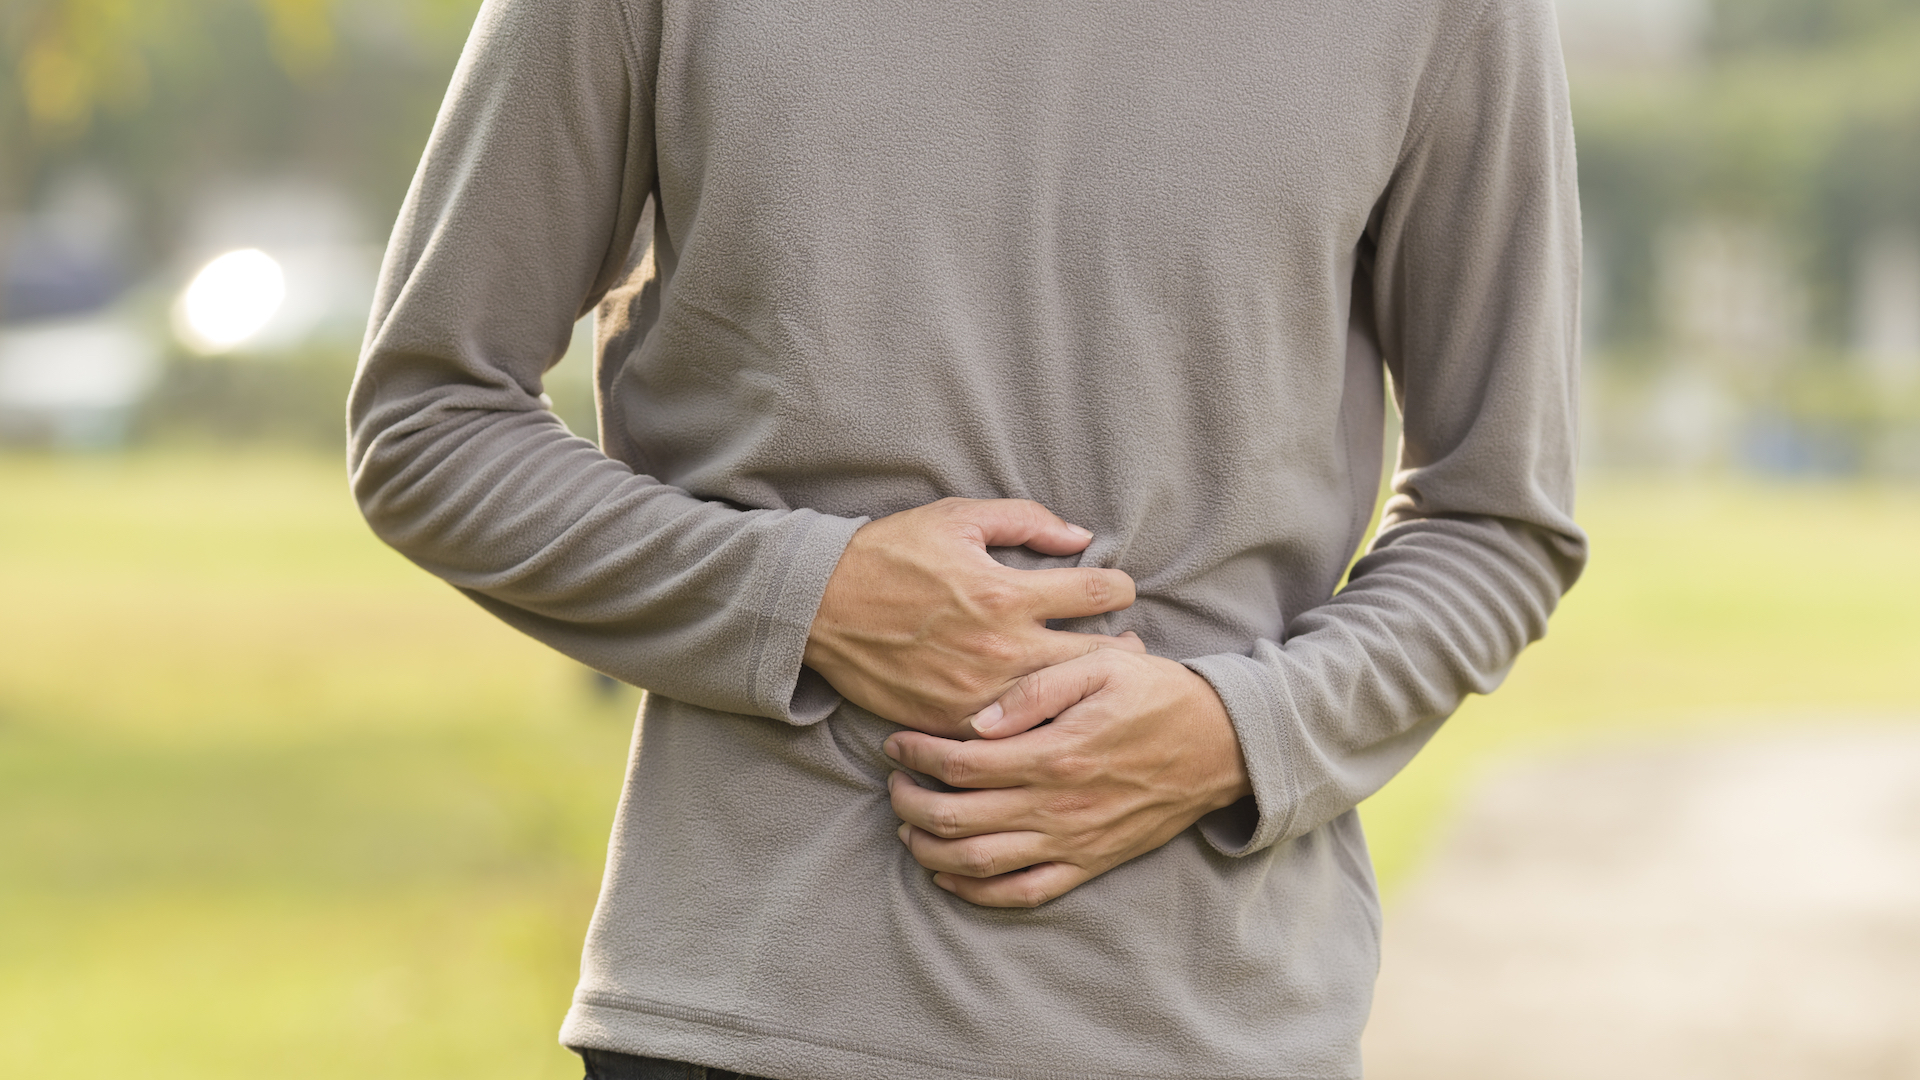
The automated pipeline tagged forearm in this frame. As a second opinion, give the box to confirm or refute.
[1179,0,1585,854]
[350,0,867,722]
[1185,512,1580,853]
[352,396,864,719]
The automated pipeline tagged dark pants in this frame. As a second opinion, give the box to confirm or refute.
[577,1048,774,1080]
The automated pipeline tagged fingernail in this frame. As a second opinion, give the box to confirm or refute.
[897,823,911,844]
[932,874,955,893]
[882,738,900,761]
[1067,524,1093,539]
[974,702,1004,735]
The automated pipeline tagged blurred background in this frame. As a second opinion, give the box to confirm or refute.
[1,0,1916,1078]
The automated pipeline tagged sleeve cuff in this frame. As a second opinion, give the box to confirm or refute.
[1182,651,1299,857]
[749,508,868,725]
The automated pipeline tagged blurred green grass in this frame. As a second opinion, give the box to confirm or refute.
[1361,474,1920,890]
[0,451,638,1080]
[2,451,1917,1079]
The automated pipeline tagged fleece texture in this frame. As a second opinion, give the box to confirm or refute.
[348,0,1587,1076]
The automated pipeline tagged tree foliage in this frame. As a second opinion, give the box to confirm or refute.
[1,0,481,255]
[1577,1,1920,349]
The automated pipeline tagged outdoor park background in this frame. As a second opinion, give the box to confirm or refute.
[3,1,1919,1078]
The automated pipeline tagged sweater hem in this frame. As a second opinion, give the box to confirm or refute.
[560,992,1357,1080]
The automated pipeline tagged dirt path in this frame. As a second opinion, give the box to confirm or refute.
[1361,726,1920,1080]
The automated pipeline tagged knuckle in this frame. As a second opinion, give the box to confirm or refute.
[957,843,1000,878]
[940,753,976,788]
[1000,677,1035,713]
[971,579,1022,620]
[930,805,966,839]
[1043,752,1092,784]
[1081,571,1112,608]
[970,630,1021,667]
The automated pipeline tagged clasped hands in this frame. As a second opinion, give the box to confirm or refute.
[803,498,1251,908]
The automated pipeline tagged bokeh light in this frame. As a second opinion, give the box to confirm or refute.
[176,249,286,353]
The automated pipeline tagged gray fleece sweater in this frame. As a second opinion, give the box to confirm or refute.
[348,0,1585,1076]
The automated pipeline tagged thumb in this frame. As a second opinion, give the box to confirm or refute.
[950,498,1095,557]
[971,652,1121,739]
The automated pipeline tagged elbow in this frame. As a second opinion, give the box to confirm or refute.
[343,375,468,562]
[344,368,400,545]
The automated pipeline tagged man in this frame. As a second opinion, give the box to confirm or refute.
[348,0,1586,1075]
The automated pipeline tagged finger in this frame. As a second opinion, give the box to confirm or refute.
[932,862,1092,909]
[898,822,1056,878]
[1015,566,1137,622]
[951,630,1143,738]
[1038,628,1146,657]
[885,729,1049,789]
[993,621,1137,673]
[943,498,1097,557]
[1020,629,1148,668]
[972,650,1122,738]
[889,770,1035,837]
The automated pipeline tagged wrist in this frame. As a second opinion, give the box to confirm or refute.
[802,543,861,675]
[1181,666,1252,811]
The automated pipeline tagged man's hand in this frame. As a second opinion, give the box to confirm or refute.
[882,649,1252,907]
[804,498,1143,738]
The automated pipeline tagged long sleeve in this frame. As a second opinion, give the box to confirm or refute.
[346,0,864,723]
[1184,0,1588,856]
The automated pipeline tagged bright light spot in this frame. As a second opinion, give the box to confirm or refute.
[178,249,285,352]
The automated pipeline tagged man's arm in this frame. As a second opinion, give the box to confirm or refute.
[883,0,1586,905]
[351,0,843,721]
[352,0,1135,731]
